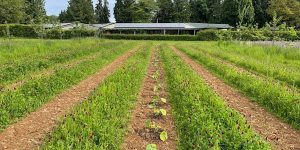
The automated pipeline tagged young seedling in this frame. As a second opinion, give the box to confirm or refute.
[160,98,167,103]
[145,119,162,133]
[160,131,168,142]
[146,144,157,150]
[154,108,167,117]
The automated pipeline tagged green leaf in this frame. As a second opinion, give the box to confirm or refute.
[145,119,151,128]
[160,131,168,142]
[146,144,157,150]
[160,109,167,116]
[160,98,167,103]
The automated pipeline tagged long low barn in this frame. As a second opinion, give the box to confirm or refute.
[100,23,233,35]
[44,23,233,35]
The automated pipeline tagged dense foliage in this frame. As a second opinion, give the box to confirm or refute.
[1,0,300,29]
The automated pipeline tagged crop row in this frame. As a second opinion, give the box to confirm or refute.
[161,45,271,149]
[176,45,300,129]
[0,40,128,85]
[0,39,116,63]
[41,45,151,149]
[182,42,300,89]
[0,43,140,131]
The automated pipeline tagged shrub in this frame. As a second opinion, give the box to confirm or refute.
[45,29,63,39]
[0,24,39,38]
[45,29,96,39]
[197,30,222,41]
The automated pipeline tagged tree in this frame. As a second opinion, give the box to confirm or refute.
[206,0,222,23]
[267,0,300,27]
[0,0,26,23]
[222,0,254,26]
[25,0,46,24]
[132,0,158,22]
[81,0,96,23]
[95,0,104,23]
[65,0,95,23]
[253,0,271,27]
[103,0,110,23]
[173,0,191,22]
[114,0,125,22]
[155,0,174,22]
[58,10,69,23]
[123,0,135,22]
[190,0,208,22]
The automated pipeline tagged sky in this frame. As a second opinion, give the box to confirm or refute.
[45,0,116,22]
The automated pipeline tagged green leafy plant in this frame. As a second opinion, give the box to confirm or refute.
[154,109,167,117]
[160,98,167,103]
[160,131,168,142]
[146,144,157,150]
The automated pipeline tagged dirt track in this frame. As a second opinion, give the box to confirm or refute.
[122,47,177,150]
[172,46,300,150]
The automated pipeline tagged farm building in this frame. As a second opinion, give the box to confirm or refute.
[99,23,233,35]
[44,23,232,35]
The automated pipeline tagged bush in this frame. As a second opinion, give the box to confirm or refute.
[0,24,39,38]
[197,30,222,41]
[45,29,96,39]
[197,30,299,41]
[102,34,199,41]
[45,29,63,39]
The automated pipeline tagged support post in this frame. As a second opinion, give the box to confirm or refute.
[178,29,180,35]
[164,29,166,35]
[134,30,136,35]
[194,30,196,36]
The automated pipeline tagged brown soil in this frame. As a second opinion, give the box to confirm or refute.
[122,48,177,150]
[0,48,138,150]
[172,46,300,150]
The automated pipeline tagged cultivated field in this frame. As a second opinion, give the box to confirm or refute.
[0,39,300,150]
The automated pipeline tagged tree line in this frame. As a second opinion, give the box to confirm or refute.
[0,0,299,27]
[113,0,300,27]
[0,0,46,24]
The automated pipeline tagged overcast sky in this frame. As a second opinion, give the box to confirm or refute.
[45,0,116,22]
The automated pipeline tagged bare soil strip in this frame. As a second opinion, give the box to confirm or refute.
[0,48,138,150]
[172,47,300,150]
[122,48,177,150]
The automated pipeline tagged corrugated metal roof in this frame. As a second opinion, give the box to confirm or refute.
[114,23,186,29]
[188,23,233,29]
[43,23,233,30]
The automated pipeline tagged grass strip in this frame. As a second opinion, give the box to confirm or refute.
[177,46,300,130]
[0,40,124,84]
[0,43,139,131]
[182,42,300,89]
[41,45,151,149]
[161,46,271,149]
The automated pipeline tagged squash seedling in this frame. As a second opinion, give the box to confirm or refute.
[145,119,162,132]
[160,131,168,142]
[146,144,157,150]
[154,108,167,117]
[160,98,167,103]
